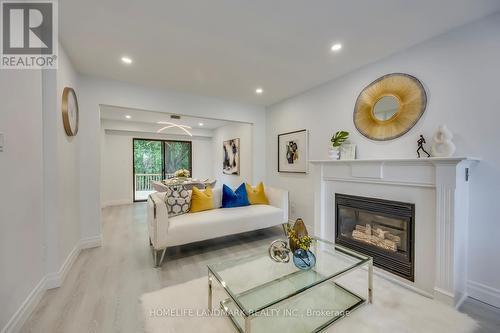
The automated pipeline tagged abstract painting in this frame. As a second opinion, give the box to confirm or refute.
[278,129,308,173]
[223,138,240,175]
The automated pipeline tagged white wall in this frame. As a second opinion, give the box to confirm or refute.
[0,70,44,331]
[54,45,81,272]
[266,13,500,306]
[0,42,89,332]
[78,76,266,241]
[213,123,254,188]
[42,44,82,282]
[101,119,214,206]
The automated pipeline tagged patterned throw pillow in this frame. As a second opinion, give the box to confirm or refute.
[163,185,191,217]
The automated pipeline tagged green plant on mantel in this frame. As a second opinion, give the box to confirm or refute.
[331,131,349,148]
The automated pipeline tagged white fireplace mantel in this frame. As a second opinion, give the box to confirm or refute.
[310,157,480,307]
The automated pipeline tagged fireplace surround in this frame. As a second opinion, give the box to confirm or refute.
[335,193,415,281]
[310,157,479,306]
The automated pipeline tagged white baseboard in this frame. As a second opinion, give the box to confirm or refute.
[0,277,47,333]
[1,234,103,333]
[101,199,132,208]
[79,234,102,249]
[45,243,81,289]
[433,287,454,306]
[455,292,469,309]
[468,280,500,308]
[44,235,102,289]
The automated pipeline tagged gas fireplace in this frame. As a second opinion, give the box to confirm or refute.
[335,194,415,281]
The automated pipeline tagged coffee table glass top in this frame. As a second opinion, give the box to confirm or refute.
[208,239,370,315]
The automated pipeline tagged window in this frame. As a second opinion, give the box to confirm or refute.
[133,139,192,201]
[164,140,192,178]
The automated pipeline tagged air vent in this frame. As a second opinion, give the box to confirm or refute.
[170,115,181,120]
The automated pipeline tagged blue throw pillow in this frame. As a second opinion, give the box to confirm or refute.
[222,183,250,208]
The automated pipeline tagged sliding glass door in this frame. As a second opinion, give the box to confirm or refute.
[133,139,163,201]
[164,140,192,178]
[133,139,192,201]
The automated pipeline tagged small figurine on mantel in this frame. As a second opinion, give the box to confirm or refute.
[416,135,431,158]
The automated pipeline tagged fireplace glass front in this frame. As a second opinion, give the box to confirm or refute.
[335,194,415,281]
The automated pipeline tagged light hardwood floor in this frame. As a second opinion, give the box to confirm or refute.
[21,203,284,332]
[21,203,499,332]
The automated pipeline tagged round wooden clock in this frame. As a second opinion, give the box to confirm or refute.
[62,87,79,136]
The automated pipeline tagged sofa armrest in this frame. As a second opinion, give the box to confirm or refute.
[266,186,289,223]
[147,192,170,250]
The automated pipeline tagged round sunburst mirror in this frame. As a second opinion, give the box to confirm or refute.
[353,73,427,141]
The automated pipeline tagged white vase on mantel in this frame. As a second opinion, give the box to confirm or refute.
[328,147,340,160]
[431,124,456,157]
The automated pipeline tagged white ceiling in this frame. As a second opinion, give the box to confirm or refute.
[100,105,234,129]
[60,0,500,106]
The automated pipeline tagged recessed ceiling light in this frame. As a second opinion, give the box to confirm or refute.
[198,122,204,127]
[125,115,131,119]
[255,88,263,95]
[331,43,342,52]
[121,56,133,64]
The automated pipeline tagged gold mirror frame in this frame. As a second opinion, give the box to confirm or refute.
[353,73,427,141]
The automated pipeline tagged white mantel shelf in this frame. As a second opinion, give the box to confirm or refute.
[311,156,480,308]
[309,157,481,164]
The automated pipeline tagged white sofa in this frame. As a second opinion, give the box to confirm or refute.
[147,186,289,266]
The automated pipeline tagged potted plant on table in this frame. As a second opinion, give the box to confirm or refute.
[329,131,349,160]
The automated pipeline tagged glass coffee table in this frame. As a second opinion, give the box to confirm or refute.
[208,238,373,333]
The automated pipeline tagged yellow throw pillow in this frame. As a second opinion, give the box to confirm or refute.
[245,182,269,205]
[190,186,214,213]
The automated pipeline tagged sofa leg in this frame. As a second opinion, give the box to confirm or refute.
[153,248,167,267]
[282,223,289,237]
[152,248,158,266]
[159,248,167,266]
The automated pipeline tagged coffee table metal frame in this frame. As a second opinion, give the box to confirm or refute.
[207,239,373,333]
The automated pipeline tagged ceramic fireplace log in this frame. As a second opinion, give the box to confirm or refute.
[354,224,401,247]
[352,229,398,252]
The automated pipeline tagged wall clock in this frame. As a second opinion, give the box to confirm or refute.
[62,87,79,136]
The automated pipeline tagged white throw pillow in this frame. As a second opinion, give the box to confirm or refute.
[163,185,191,217]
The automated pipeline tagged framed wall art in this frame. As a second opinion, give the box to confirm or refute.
[223,138,240,175]
[340,143,356,160]
[278,129,308,173]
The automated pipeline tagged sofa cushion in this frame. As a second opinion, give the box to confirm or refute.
[245,182,269,205]
[163,185,191,217]
[167,205,285,246]
[190,186,214,213]
[222,183,250,208]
